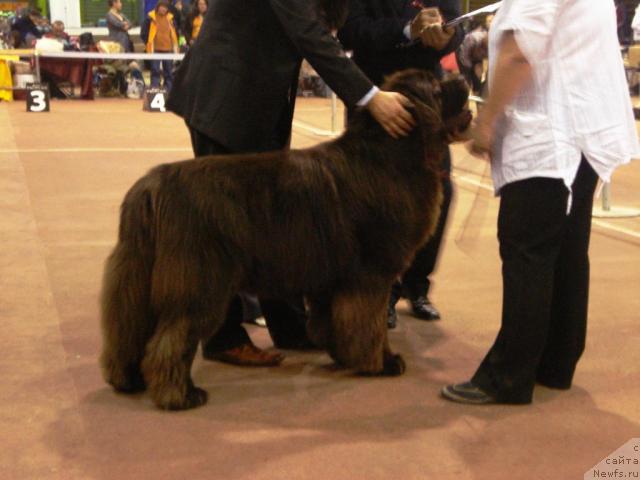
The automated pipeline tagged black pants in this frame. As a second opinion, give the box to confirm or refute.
[149,51,173,92]
[188,126,309,351]
[391,148,453,303]
[472,158,599,404]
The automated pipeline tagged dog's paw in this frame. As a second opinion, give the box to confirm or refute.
[382,353,406,376]
[181,386,209,410]
[155,386,209,410]
[107,365,147,394]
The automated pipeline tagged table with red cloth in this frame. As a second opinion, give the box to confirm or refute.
[36,56,100,99]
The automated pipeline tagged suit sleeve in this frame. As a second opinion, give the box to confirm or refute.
[437,0,465,57]
[269,0,374,108]
[338,0,409,53]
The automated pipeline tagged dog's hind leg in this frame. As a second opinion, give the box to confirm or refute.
[141,315,206,410]
[381,332,406,376]
[100,242,154,394]
[142,243,239,409]
[329,281,405,376]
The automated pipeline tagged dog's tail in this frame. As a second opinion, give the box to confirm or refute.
[99,175,159,393]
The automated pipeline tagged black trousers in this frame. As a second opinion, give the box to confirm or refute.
[391,148,453,303]
[472,157,599,404]
[188,126,309,351]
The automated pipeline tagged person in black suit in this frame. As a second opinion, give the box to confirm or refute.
[167,0,415,366]
[338,0,464,328]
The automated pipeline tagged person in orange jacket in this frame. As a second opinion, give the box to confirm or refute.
[141,0,178,91]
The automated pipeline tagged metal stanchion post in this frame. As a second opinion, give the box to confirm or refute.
[34,51,41,83]
[601,182,611,212]
[330,91,337,133]
[593,181,640,218]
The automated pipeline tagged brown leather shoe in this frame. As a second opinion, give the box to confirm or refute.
[205,342,285,367]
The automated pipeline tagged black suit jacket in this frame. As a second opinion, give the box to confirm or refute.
[167,0,373,153]
[337,0,463,86]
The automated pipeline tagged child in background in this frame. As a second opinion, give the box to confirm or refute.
[141,0,178,91]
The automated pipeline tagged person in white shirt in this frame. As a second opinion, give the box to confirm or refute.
[442,0,639,405]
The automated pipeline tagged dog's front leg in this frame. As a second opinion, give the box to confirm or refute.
[329,284,405,376]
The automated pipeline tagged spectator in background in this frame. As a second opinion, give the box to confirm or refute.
[456,19,488,95]
[106,0,133,52]
[184,0,207,46]
[615,0,630,45]
[168,0,185,38]
[10,8,45,47]
[632,3,640,43]
[44,20,73,50]
[141,0,178,91]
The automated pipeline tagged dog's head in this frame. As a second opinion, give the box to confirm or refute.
[381,69,473,144]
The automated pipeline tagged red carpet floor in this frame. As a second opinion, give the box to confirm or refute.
[1,98,639,480]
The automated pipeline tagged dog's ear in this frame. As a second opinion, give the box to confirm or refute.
[409,98,444,135]
[438,74,473,143]
[444,109,473,143]
[403,101,417,118]
[439,74,470,120]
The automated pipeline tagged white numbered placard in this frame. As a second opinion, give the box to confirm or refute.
[26,84,50,113]
[143,88,167,112]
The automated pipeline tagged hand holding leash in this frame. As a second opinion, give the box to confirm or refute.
[410,7,454,51]
[409,8,441,40]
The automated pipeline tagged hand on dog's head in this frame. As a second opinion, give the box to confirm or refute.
[381,69,472,144]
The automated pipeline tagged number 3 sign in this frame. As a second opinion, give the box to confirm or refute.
[26,83,50,113]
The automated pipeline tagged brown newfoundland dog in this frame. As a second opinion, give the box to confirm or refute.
[100,69,471,410]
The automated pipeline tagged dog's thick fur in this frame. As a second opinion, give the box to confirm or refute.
[100,69,471,410]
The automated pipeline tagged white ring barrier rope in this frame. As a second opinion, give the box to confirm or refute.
[35,51,185,61]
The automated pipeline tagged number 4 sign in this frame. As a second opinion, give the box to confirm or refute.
[26,83,50,113]
[143,88,167,112]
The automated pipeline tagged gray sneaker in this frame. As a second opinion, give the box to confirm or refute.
[441,381,496,404]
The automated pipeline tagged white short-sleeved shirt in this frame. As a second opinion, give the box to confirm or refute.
[488,0,640,196]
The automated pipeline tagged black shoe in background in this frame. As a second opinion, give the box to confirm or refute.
[387,305,398,329]
[410,296,441,321]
